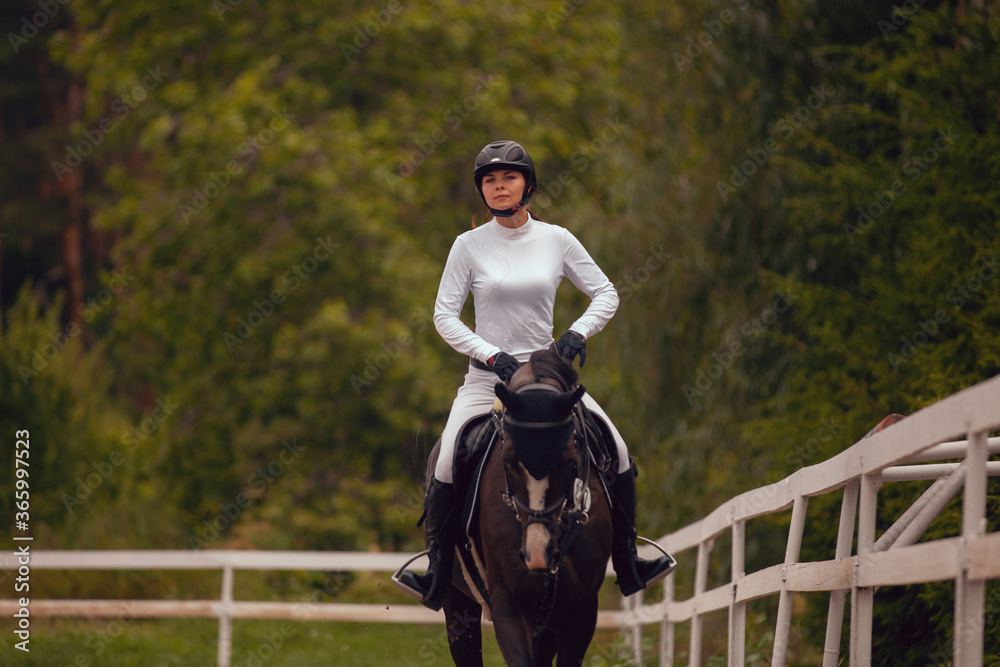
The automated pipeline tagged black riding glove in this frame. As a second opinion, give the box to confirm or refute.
[487,352,521,384]
[556,330,587,367]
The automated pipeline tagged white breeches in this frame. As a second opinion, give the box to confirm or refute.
[433,365,631,483]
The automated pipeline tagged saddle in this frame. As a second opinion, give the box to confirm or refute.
[447,400,616,617]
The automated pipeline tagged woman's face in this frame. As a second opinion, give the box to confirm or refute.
[480,169,526,210]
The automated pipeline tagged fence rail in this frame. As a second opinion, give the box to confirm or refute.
[623,373,1000,666]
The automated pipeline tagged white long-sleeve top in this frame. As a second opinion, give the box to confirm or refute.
[433,214,619,364]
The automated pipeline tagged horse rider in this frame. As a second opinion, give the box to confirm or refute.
[398,140,676,610]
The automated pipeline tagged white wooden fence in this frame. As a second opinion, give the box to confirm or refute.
[0,548,623,666]
[621,373,1000,666]
[3,374,997,665]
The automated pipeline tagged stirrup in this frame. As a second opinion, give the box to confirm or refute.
[391,550,430,601]
[636,536,677,587]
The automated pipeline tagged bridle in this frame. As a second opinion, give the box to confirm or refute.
[498,382,592,567]
[496,380,593,637]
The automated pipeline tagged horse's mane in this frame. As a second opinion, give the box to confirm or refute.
[525,348,579,390]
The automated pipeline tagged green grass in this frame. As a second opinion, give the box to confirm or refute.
[0,618,643,666]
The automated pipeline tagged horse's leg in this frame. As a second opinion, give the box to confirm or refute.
[532,629,559,666]
[491,589,535,667]
[555,594,599,667]
[443,592,484,667]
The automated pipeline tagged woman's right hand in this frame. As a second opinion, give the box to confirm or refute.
[487,352,522,384]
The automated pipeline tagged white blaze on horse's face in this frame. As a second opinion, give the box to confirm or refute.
[522,463,552,571]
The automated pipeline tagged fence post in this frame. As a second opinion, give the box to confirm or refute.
[661,571,675,667]
[690,538,711,666]
[822,479,859,667]
[771,495,808,667]
[850,472,880,667]
[218,564,235,667]
[631,589,644,666]
[621,590,642,665]
[729,519,746,667]
[955,428,988,666]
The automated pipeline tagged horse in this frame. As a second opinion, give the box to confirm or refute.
[405,349,614,666]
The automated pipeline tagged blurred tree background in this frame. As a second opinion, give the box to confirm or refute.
[1,0,997,662]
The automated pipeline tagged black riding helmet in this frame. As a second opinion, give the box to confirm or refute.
[473,140,537,217]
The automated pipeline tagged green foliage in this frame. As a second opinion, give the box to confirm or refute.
[28,0,634,553]
[0,285,134,544]
[585,634,654,667]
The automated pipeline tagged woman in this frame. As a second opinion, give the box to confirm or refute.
[399,140,674,611]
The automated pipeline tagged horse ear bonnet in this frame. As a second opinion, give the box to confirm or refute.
[503,387,578,480]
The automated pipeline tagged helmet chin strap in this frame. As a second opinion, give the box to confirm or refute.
[484,186,534,218]
[488,201,522,218]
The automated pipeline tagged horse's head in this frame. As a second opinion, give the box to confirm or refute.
[495,349,586,572]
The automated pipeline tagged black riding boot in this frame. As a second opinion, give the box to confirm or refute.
[397,478,458,611]
[609,465,677,596]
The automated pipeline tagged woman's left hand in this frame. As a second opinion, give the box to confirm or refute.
[556,330,587,367]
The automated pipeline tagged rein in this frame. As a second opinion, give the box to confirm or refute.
[498,381,592,637]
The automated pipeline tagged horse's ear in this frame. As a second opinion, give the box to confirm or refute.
[555,384,586,412]
[495,382,521,411]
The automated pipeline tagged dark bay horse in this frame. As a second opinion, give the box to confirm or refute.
[415,349,613,666]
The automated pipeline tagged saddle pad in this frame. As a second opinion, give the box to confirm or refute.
[449,413,499,612]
